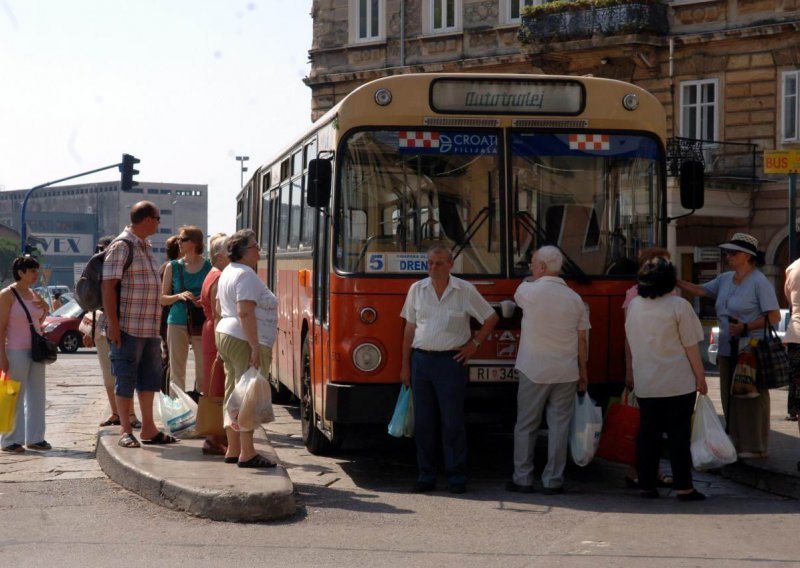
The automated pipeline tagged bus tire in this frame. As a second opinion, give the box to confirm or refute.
[301,336,331,455]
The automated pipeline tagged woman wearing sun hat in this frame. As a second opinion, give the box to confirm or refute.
[677,233,780,459]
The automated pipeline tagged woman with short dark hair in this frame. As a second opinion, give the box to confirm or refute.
[626,257,708,500]
[0,256,50,453]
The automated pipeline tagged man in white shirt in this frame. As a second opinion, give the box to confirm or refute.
[508,246,590,494]
[400,244,498,494]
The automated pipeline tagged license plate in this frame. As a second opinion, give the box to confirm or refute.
[469,366,518,382]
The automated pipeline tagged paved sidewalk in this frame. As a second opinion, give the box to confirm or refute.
[0,353,295,521]
[705,375,800,499]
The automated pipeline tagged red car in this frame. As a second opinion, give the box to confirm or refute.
[42,300,86,353]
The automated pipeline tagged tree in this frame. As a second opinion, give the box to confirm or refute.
[0,237,21,285]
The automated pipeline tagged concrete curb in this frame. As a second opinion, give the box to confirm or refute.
[96,427,296,522]
[719,461,800,500]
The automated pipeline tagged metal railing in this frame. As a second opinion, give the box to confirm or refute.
[667,137,758,183]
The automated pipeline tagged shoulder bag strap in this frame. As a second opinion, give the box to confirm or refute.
[176,261,194,332]
[10,287,38,337]
[762,311,779,340]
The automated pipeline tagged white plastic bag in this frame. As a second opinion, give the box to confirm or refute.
[569,393,603,467]
[225,367,274,431]
[691,394,737,470]
[156,384,197,438]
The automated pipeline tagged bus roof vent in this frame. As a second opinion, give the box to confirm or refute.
[512,119,590,129]
[424,117,500,127]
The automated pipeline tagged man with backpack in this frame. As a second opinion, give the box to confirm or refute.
[102,201,176,448]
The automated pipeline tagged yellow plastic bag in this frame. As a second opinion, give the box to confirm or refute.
[0,371,21,434]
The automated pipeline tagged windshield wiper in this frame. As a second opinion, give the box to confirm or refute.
[514,211,591,285]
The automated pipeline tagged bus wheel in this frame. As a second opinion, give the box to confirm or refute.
[300,336,330,455]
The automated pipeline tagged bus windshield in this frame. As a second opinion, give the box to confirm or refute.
[511,132,663,278]
[336,129,502,275]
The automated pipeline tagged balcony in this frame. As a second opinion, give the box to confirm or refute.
[667,137,759,184]
[518,0,669,45]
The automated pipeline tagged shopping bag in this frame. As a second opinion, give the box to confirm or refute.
[225,367,273,431]
[596,388,640,466]
[732,340,760,398]
[755,317,791,389]
[691,394,737,470]
[569,393,603,467]
[157,384,198,438]
[0,371,21,434]
[388,385,414,438]
[195,358,225,437]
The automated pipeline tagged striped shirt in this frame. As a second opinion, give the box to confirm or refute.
[102,227,162,338]
[401,276,495,351]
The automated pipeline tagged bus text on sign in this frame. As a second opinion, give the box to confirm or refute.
[764,150,800,174]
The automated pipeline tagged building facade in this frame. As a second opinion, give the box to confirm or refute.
[306,0,800,302]
[0,181,207,287]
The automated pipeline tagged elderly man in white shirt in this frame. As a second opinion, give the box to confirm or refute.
[508,246,590,495]
[400,244,498,494]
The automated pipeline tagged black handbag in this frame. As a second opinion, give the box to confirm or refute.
[11,288,58,365]
[177,261,206,336]
[754,314,791,389]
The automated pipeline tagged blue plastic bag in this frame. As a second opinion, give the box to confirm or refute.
[388,385,414,438]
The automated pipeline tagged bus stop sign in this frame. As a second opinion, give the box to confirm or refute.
[764,149,800,174]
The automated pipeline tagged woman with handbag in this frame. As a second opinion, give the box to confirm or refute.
[160,225,211,395]
[677,233,780,459]
[197,232,229,455]
[626,257,708,500]
[0,256,51,453]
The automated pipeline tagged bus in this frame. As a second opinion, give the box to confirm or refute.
[235,73,703,454]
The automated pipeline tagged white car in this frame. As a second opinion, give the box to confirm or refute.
[708,308,790,366]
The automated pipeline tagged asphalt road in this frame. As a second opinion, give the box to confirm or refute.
[1,352,799,568]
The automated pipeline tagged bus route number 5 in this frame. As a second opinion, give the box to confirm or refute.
[368,253,385,272]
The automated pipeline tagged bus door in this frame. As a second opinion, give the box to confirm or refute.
[311,207,330,423]
[260,187,279,380]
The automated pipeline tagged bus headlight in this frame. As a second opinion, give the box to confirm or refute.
[374,88,393,106]
[353,343,382,372]
[622,93,639,111]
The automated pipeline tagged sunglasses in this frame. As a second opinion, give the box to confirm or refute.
[151,216,161,221]
[722,250,741,257]
[179,236,191,242]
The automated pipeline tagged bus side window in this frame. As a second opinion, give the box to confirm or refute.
[278,182,290,250]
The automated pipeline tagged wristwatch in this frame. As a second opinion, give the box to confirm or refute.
[472,338,481,348]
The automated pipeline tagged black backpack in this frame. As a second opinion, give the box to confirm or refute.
[75,239,134,311]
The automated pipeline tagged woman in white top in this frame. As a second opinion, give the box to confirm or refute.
[626,257,708,500]
[782,258,800,472]
[215,229,278,469]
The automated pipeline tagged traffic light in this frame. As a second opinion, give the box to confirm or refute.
[120,153,140,191]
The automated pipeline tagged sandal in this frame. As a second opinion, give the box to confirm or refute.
[1,443,25,453]
[785,415,798,422]
[237,454,277,468]
[224,457,239,464]
[657,473,674,487]
[118,433,140,448]
[141,431,178,445]
[99,414,121,427]
[129,416,142,430]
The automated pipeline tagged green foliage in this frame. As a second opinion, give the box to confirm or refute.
[0,237,21,284]
[522,0,659,19]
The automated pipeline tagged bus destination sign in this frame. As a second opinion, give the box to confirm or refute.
[431,79,584,115]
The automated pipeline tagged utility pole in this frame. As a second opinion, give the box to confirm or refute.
[236,155,249,188]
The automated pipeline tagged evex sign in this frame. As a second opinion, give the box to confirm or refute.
[34,234,94,256]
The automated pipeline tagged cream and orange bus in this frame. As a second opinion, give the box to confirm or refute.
[235,73,703,454]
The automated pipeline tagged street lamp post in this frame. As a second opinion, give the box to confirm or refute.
[235,155,250,188]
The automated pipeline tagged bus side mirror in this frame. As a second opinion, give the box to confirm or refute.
[307,159,332,208]
[679,160,704,210]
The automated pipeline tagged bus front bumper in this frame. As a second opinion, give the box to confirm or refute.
[325,381,519,425]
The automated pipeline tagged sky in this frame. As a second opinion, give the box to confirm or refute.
[0,0,313,237]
